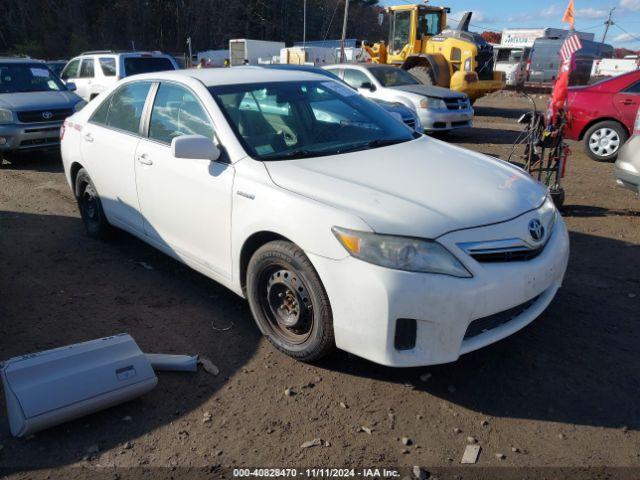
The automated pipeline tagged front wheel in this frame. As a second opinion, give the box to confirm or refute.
[246,240,335,362]
[583,121,628,162]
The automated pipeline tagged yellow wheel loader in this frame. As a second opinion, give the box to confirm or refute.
[364,4,504,102]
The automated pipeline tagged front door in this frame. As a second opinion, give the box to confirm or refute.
[614,79,640,131]
[134,82,234,279]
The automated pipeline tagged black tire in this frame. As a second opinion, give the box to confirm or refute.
[75,168,113,239]
[583,121,628,162]
[550,187,565,209]
[246,240,335,362]
[407,65,436,86]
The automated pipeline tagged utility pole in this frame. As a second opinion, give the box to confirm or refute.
[602,8,615,43]
[186,37,192,67]
[340,0,350,63]
[303,0,307,48]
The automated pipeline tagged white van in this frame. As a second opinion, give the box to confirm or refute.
[60,51,179,102]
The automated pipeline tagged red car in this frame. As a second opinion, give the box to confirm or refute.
[566,70,640,161]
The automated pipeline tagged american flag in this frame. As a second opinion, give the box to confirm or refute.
[560,33,583,62]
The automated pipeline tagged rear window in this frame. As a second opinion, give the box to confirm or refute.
[123,57,174,76]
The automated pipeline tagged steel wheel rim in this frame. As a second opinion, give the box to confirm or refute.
[81,183,99,222]
[258,265,314,345]
[589,128,620,157]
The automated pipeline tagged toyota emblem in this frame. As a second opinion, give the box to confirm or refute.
[528,219,545,242]
[42,111,53,120]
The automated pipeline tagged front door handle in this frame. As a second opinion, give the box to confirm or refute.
[622,99,634,105]
[137,153,153,165]
[83,133,94,143]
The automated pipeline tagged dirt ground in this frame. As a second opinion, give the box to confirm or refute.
[0,93,638,480]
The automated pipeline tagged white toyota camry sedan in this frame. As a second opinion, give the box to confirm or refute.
[60,67,570,367]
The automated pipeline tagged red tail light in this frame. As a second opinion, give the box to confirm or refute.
[60,122,67,140]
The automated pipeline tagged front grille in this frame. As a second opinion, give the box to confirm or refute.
[19,137,59,147]
[17,108,73,123]
[470,246,544,263]
[444,98,470,111]
[464,295,540,339]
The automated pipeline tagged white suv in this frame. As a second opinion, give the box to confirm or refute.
[60,51,178,102]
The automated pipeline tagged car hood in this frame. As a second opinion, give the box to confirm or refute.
[391,84,465,99]
[265,136,546,238]
[0,91,81,110]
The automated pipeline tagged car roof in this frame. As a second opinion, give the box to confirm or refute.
[0,57,44,64]
[128,66,333,87]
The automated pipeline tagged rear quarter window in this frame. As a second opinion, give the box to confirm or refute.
[123,57,175,76]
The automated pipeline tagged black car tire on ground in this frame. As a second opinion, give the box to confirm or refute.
[583,121,628,162]
[75,168,113,239]
[246,240,335,362]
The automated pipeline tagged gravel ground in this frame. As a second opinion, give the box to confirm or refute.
[0,93,639,480]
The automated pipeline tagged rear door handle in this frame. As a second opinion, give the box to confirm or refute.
[83,133,94,143]
[136,153,153,166]
[622,99,635,105]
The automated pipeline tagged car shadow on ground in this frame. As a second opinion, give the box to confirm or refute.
[0,210,261,470]
[562,204,640,218]
[439,127,525,146]
[1,151,64,173]
[473,104,536,120]
[316,229,640,432]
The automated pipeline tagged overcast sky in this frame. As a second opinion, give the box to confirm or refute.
[379,0,640,49]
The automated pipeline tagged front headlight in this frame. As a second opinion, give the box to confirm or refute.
[332,227,472,278]
[464,58,473,72]
[0,108,13,124]
[73,100,87,112]
[420,97,447,110]
[419,97,446,110]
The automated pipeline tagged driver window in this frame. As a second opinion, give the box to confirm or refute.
[61,59,80,80]
[343,69,370,89]
[149,83,214,145]
[418,12,440,37]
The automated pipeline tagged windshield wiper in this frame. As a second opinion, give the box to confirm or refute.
[335,138,408,154]
[261,148,332,161]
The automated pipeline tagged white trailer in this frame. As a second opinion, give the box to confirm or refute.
[591,56,640,79]
[229,39,286,66]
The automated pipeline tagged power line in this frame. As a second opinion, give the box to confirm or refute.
[613,23,640,43]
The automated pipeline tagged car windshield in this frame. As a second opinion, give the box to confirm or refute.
[123,57,174,76]
[209,81,416,161]
[0,63,66,93]
[369,67,421,87]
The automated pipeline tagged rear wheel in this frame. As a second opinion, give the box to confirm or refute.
[75,168,113,239]
[407,65,436,86]
[583,121,628,162]
[246,240,335,362]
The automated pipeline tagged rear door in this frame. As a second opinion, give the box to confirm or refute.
[134,81,234,278]
[614,79,640,132]
[74,58,96,101]
[80,81,153,233]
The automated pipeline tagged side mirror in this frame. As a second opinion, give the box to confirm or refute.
[66,82,77,92]
[360,81,376,92]
[172,135,221,161]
